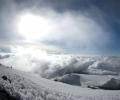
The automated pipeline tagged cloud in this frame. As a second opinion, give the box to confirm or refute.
[0,47,120,79]
[44,11,109,44]
[0,0,112,54]
[40,10,110,53]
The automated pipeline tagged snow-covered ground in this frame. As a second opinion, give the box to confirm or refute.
[0,64,120,100]
[53,73,120,89]
[0,53,120,100]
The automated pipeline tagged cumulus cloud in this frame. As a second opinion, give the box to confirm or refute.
[0,47,120,79]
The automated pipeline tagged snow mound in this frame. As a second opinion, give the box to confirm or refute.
[55,74,81,86]
[100,78,120,90]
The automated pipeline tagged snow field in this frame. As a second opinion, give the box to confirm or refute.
[0,65,120,100]
[0,66,80,100]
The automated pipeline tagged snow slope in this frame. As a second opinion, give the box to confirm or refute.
[0,65,120,100]
[100,78,120,90]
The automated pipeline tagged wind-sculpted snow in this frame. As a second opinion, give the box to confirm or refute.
[0,52,120,78]
[0,64,120,100]
[100,78,120,90]
[0,66,80,100]
[54,74,81,86]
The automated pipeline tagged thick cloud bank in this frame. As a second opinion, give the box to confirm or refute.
[0,48,120,78]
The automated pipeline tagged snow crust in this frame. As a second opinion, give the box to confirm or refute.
[100,78,120,90]
[54,74,81,86]
[0,65,120,100]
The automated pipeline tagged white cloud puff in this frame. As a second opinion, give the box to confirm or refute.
[0,47,120,78]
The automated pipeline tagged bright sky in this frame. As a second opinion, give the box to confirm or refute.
[0,0,120,54]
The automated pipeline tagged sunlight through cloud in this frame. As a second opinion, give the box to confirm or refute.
[17,13,48,40]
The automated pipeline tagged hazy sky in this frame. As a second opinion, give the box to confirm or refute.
[0,0,120,54]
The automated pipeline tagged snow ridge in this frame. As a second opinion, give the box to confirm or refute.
[100,78,120,90]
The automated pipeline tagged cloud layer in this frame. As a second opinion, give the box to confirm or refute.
[0,0,113,54]
[0,47,120,79]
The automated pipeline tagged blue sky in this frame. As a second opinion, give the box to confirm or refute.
[0,0,120,54]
